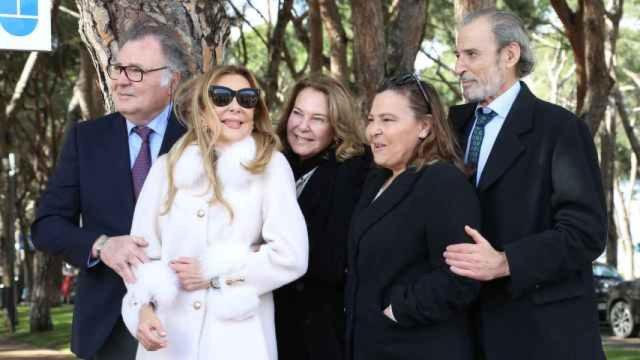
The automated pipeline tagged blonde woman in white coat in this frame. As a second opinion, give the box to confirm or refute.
[121,65,308,360]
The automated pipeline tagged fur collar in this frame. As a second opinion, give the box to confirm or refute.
[173,135,257,192]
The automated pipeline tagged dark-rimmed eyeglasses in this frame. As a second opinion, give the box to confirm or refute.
[107,64,168,82]
[209,85,261,109]
[383,73,432,114]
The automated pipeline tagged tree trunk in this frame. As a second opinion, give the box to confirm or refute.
[318,0,348,83]
[265,0,294,109]
[75,0,230,112]
[308,0,324,74]
[351,0,385,112]
[581,0,614,134]
[550,0,587,114]
[386,0,428,75]
[29,252,62,331]
[454,0,496,21]
[601,109,617,267]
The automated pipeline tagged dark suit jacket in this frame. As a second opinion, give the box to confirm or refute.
[345,162,481,360]
[450,82,606,360]
[31,112,185,359]
[275,151,371,360]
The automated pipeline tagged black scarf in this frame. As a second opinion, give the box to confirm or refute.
[285,149,336,181]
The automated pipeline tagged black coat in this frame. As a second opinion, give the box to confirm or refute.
[449,82,607,360]
[275,151,371,360]
[345,162,482,360]
[31,113,185,359]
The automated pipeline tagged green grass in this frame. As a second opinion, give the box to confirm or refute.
[607,348,640,360]
[0,304,72,352]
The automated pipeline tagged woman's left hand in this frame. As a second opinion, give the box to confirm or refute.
[169,257,210,291]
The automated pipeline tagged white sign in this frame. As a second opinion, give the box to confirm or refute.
[0,0,51,51]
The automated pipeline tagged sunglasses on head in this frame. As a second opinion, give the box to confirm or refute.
[383,73,432,114]
[209,85,261,109]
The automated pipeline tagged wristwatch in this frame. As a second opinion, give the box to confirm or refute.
[94,235,109,260]
[209,276,220,289]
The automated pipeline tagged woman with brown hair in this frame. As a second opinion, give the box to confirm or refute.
[120,65,308,360]
[345,73,481,360]
[274,75,371,360]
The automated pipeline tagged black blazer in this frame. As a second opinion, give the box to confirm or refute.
[450,82,606,360]
[275,151,371,360]
[31,112,185,359]
[345,162,481,360]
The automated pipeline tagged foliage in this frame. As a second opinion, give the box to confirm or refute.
[0,305,72,352]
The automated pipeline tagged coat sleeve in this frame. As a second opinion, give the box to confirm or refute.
[122,156,179,336]
[31,123,102,268]
[505,113,606,298]
[201,152,309,297]
[388,165,481,327]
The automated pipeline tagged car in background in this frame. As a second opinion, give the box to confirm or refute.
[607,274,640,338]
[592,262,623,322]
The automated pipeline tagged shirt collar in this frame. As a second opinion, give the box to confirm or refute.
[477,81,521,119]
[126,102,172,137]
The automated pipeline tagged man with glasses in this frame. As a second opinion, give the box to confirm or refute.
[443,9,606,360]
[32,23,187,360]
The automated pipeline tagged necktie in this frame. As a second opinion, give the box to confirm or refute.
[131,126,153,200]
[466,108,497,167]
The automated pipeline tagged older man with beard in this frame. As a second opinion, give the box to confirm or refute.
[443,9,607,360]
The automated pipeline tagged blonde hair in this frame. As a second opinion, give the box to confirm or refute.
[164,65,277,216]
[276,75,366,161]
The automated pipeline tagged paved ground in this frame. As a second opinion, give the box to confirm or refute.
[0,339,74,360]
[0,328,639,359]
[602,326,640,351]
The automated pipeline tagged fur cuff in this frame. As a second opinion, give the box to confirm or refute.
[133,261,180,308]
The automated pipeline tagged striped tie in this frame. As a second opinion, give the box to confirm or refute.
[131,126,153,200]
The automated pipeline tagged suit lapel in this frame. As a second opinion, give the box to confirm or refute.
[351,167,422,247]
[450,102,477,152]
[108,114,136,217]
[160,111,186,155]
[477,82,534,191]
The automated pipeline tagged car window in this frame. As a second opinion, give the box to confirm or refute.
[593,264,622,279]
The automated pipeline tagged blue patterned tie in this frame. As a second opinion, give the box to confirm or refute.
[466,108,497,167]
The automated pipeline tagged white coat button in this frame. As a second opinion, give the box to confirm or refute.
[193,301,202,310]
[197,209,205,218]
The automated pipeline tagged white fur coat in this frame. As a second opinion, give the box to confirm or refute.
[121,136,308,360]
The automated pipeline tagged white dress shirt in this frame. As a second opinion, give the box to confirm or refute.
[464,81,521,185]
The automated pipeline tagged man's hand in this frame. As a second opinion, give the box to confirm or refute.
[169,257,209,291]
[137,304,167,351]
[443,226,510,281]
[93,235,148,283]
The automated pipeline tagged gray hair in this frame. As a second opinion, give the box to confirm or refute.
[118,23,189,78]
[461,9,535,78]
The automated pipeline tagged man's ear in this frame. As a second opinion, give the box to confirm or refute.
[502,42,521,69]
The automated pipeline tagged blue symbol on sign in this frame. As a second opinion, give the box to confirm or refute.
[0,0,39,36]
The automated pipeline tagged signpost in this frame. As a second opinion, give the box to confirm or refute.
[0,0,51,51]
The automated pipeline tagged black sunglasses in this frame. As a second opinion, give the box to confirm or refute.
[209,85,261,109]
[383,73,432,114]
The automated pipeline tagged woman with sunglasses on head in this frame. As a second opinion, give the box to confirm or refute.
[273,75,371,360]
[344,73,481,360]
[120,65,308,360]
